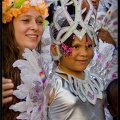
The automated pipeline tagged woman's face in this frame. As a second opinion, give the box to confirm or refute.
[13,6,43,53]
[59,34,93,74]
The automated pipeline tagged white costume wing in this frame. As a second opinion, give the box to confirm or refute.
[9,48,54,120]
[86,40,118,90]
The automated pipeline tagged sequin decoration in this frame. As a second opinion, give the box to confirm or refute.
[39,71,47,84]
[61,43,72,56]
[29,81,44,104]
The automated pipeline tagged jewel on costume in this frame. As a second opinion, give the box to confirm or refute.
[39,71,47,84]
[97,51,101,59]
[105,62,109,67]
[86,42,88,47]
[29,81,44,103]
[66,48,72,56]
[62,43,68,51]
[61,43,72,56]
[113,21,117,26]
[73,34,76,40]
[111,73,117,79]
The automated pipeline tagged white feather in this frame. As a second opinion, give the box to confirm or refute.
[9,101,27,112]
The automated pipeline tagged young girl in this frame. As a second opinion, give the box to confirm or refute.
[49,15,106,120]
[9,0,117,119]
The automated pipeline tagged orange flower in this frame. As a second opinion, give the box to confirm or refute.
[6,16,12,22]
[2,0,48,24]
[2,2,7,12]
[20,4,29,13]
[2,16,6,24]
[12,9,19,17]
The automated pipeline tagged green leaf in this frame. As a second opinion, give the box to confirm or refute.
[13,0,26,8]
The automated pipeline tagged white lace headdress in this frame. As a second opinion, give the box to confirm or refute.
[50,0,96,45]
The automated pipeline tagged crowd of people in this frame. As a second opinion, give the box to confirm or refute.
[2,0,118,120]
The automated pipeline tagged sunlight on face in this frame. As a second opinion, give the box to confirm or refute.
[13,6,44,53]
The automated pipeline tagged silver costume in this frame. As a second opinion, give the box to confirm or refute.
[48,69,106,120]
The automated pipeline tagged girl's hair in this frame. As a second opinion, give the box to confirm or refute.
[2,20,41,119]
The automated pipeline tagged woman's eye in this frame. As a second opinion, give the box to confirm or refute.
[37,20,43,24]
[22,19,29,22]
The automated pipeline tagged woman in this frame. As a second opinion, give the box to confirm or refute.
[2,0,49,119]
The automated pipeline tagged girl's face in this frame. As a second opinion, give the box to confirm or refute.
[59,34,93,74]
[13,7,43,53]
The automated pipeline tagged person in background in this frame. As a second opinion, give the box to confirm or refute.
[86,1,118,119]
[2,0,50,119]
[91,0,116,47]
[46,3,55,23]
[46,1,62,24]
[83,0,117,47]
[106,79,118,120]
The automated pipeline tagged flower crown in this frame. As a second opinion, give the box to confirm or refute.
[2,0,49,24]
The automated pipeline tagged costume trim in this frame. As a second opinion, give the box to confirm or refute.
[56,69,104,105]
